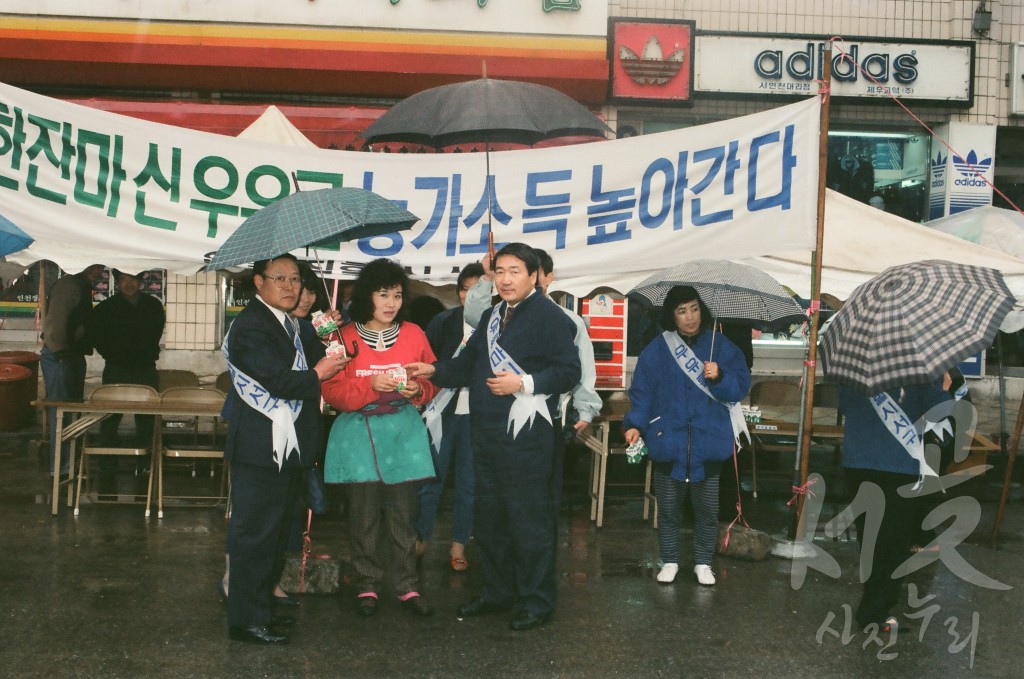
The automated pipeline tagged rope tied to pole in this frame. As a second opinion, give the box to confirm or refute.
[786,476,818,507]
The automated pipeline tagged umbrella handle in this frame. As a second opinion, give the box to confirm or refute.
[330,329,359,358]
[709,317,717,361]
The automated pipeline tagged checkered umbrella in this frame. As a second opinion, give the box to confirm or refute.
[819,260,1016,395]
[206,187,419,270]
[630,259,807,329]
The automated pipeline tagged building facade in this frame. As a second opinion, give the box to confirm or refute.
[0,0,1021,366]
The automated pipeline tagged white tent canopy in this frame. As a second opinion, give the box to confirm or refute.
[236,106,318,149]
[925,204,1024,261]
[554,190,1024,303]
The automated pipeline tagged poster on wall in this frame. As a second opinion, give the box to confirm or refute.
[581,293,626,389]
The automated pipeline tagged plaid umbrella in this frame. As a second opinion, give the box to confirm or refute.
[819,260,1016,395]
[630,259,807,328]
[206,187,419,270]
[0,214,33,257]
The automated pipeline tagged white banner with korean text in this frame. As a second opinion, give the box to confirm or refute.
[0,82,820,291]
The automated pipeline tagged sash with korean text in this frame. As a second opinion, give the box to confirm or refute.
[662,331,749,445]
[223,317,306,470]
[487,304,552,439]
[870,391,939,487]
[421,333,471,448]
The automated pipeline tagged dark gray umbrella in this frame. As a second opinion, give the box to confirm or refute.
[360,77,612,149]
[206,187,419,271]
[819,259,1016,395]
[361,77,610,259]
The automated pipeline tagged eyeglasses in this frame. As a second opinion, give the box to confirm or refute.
[263,274,302,288]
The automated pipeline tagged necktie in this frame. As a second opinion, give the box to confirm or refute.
[285,317,297,343]
[500,304,515,334]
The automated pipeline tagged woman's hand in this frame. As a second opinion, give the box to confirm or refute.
[486,371,522,396]
[399,379,423,399]
[370,373,399,392]
[704,361,720,381]
[624,427,640,445]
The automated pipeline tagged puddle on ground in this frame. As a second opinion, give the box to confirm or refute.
[599,555,659,578]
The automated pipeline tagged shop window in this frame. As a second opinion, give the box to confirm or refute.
[827,131,931,222]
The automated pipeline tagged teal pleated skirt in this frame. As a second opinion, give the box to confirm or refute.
[323,405,435,485]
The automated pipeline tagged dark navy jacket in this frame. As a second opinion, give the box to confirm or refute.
[222,300,324,469]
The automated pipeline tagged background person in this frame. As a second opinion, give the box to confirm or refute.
[321,258,439,619]
[623,285,751,587]
[415,262,484,572]
[40,263,105,475]
[88,269,165,484]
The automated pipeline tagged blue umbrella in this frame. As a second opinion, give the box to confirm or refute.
[0,214,33,257]
[206,187,419,271]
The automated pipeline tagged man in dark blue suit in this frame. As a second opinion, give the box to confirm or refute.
[407,243,581,631]
[222,254,343,645]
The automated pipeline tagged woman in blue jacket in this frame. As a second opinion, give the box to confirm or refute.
[624,286,751,586]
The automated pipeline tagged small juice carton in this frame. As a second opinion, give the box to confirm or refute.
[389,366,407,391]
[311,310,339,339]
[625,437,648,464]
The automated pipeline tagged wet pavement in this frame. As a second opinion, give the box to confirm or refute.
[0,403,1022,679]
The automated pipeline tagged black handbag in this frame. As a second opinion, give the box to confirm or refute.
[303,465,329,515]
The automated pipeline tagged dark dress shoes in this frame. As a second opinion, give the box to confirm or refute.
[274,593,300,607]
[509,610,552,631]
[228,625,289,645]
[271,614,295,628]
[356,596,378,617]
[400,595,434,617]
[456,597,512,619]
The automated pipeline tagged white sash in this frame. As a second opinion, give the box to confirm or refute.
[487,303,552,439]
[223,316,306,471]
[870,391,939,487]
[662,331,749,445]
[422,332,471,448]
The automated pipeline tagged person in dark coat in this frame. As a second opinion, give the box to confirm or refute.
[40,263,105,475]
[89,269,166,456]
[415,262,484,572]
[839,380,951,632]
[221,253,344,645]
[406,243,581,631]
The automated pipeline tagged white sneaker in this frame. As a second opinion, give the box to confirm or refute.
[694,564,716,586]
[656,563,679,584]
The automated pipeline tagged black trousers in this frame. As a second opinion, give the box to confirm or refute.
[226,461,301,628]
[845,467,919,628]
[99,363,159,448]
[472,426,561,617]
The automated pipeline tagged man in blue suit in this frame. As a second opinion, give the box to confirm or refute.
[222,254,343,645]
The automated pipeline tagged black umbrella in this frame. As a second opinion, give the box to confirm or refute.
[361,76,611,257]
[361,77,612,149]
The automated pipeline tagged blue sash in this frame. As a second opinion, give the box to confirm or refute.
[223,316,307,470]
[870,391,939,487]
[486,303,552,439]
[421,333,471,448]
[662,331,749,445]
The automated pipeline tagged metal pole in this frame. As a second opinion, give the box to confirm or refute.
[788,46,832,543]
